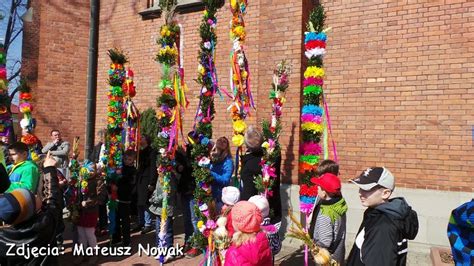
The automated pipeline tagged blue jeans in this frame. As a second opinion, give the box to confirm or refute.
[137,205,153,228]
[181,193,198,243]
[155,215,174,248]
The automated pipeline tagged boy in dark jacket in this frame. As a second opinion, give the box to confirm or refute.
[347,167,419,266]
[112,150,136,246]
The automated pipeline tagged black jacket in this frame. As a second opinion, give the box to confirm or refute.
[118,165,136,202]
[136,146,157,206]
[0,164,10,193]
[0,167,62,266]
[240,149,264,201]
[176,145,194,195]
[347,197,419,266]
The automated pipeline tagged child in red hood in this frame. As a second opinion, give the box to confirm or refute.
[224,201,272,266]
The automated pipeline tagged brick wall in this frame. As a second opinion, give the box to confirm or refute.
[324,0,474,191]
[23,0,473,192]
[22,0,90,150]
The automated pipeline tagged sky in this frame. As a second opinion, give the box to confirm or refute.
[0,0,28,105]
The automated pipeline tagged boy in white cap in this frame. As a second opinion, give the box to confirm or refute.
[346,167,419,266]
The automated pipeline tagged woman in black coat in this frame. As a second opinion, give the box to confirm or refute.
[135,135,158,233]
[240,126,264,201]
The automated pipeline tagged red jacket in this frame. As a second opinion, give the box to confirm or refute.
[224,232,272,266]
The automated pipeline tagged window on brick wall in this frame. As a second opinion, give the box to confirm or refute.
[140,0,203,19]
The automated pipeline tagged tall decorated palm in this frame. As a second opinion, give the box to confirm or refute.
[189,0,222,259]
[103,48,127,236]
[299,4,329,266]
[228,0,255,186]
[154,0,188,263]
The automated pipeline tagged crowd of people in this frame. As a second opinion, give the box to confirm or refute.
[0,127,471,266]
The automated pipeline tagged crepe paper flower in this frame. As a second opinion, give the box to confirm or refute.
[304,66,325,78]
[305,40,326,50]
[301,122,324,133]
[300,184,318,197]
[232,134,245,147]
[262,141,270,150]
[301,142,322,155]
[303,85,323,96]
[206,219,217,230]
[233,119,247,133]
[305,32,327,43]
[300,202,315,214]
[301,114,323,124]
[19,92,32,101]
[300,155,320,165]
[232,26,246,40]
[201,137,210,145]
[198,157,211,167]
[302,105,324,116]
[203,41,212,50]
[197,220,206,232]
[305,48,326,59]
[303,77,324,87]
[19,103,32,113]
[262,164,276,179]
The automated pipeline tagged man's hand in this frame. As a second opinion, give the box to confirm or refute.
[43,151,57,168]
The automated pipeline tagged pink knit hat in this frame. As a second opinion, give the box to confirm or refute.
[232,201,263,233]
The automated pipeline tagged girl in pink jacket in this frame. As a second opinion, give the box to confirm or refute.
[224,201,272,266]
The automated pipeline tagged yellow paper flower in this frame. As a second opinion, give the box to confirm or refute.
[262,141,270,150]
[233,26,246,40]
[160,26,169,37]
[301,122,324,133]
[241,70,248,79]
[304,66,325,78]
[232,134,245,147]
[198,64,205,75]
[81,180,88,188]
[231,0,237,10]
[197,220,204,229]
[203,10,208,17]
[233,120,246,133]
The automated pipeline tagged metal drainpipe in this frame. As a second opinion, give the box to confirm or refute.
[85,0,99,160]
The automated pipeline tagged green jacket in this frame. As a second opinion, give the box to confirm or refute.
[6,160,40,193]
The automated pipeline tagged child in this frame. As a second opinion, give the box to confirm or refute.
[221,186,240,238]
[6,142,40,193]
[248,195,282,258]
[112,150,136,246]
[346,167,419,266]
[75,161,99,264]
[213,186,241,263]
[225,201,272,266]
[149,167,177,263]
[210,137,234,213]
[308,173,347,264]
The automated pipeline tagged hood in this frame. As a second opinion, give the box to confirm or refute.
[376,197,419,240]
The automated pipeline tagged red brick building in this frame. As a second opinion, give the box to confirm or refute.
[22,0,474,250]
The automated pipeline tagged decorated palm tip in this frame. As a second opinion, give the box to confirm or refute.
[254,60,291,199]
[0,44,13,139]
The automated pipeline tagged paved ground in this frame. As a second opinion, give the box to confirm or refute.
[57,210,432,266]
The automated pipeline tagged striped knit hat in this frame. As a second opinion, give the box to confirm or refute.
[0,188,36,225]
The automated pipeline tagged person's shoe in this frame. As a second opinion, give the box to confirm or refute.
[185,247,201,258]
[141,226,153,234]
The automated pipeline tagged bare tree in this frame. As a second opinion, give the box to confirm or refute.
[1,0,29,99]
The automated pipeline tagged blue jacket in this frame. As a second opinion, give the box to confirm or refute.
[210,156,233,202]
